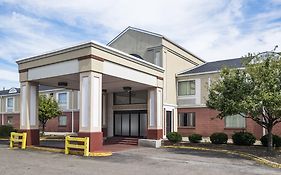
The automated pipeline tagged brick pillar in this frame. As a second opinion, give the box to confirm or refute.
[20,82,40,146]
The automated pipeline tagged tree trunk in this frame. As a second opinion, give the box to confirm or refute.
[267,126,273,152]
[42,123,45,136]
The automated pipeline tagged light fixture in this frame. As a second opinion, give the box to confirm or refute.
[123,86,132,92]
[58,82,68,87]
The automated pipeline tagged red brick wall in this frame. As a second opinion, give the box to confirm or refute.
[44,111,79,132]
[177,108,264,139]
[273,122,281,136]
[2,113,20,129]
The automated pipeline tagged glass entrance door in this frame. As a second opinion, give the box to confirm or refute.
[114,111,147,137]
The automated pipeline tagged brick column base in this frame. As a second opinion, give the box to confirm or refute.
[102,128,107,137]
[78,132,103,152]
[20,129,40,146]
[147,129,163,140]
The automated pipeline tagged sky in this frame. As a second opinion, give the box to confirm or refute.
[0,0,281,89]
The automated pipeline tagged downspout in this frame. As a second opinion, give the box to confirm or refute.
[71,90,74,134]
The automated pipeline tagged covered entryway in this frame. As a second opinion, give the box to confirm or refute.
[114,111,147,137]
[16,41,164,152]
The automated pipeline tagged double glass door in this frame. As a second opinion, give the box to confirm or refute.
[114,111,147,137]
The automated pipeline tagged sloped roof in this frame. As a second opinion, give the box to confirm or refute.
[0,85,61,96]
[0,88,20,95]
[178,57,244,75]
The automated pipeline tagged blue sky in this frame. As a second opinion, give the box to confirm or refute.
[0,0,280,89]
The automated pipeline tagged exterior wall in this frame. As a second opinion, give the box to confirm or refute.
[1,94,21,113]
[177,108,264,139]
[1,113,20,129]
[177,72,220,107]
[44,111,79,132]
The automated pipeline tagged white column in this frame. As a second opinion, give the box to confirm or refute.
[102,91,107,128]
[148,88,163,130]
[107,93,114,137]
[20,82,39,130]
[79,72,102,133]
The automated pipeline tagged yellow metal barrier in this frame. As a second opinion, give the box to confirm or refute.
[65,136,89,156]
[10,132,27,149]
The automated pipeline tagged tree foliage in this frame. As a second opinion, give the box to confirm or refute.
[207,52,281,151]
[39,95,62,134]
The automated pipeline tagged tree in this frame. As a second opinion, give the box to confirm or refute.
[39,95,62,135]
[207,52,281,152]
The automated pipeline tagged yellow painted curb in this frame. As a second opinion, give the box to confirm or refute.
[163,145,281,169]
[27,146,112,157]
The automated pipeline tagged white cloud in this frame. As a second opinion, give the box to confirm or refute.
[0,0,280,63]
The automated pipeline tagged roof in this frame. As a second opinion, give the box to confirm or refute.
[107,26,206,63]
[0,85,63,96]
[0,88,20,96]
[178,57,244,76]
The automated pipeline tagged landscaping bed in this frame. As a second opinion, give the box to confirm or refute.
[164,140,281,164]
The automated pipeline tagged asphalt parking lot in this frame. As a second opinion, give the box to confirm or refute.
[0,143,280,175]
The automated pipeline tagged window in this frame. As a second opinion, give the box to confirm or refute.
[7,116,13,125]
[114,91,147,105]
[178,112,195,127]
[225,114,246,128]
[6,97,14,112]
[58,116,67,126]
[178,80,196,96]
[154,51,161,66]
[131,91,147,104]
[57,92,68,110]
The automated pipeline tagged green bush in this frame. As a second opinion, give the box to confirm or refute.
[0,125,16,137]
[188,134,202,143]
[232,131,256,146]
[166,132,182,144]
[260,134,281,147]
[210,132,228,144]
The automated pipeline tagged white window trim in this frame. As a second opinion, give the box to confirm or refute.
[177,79,201,105]
[56,91,69,110]
[177,79,196,97]
[6,97,15,113]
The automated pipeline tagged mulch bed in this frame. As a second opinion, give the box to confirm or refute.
[164,140,281,164]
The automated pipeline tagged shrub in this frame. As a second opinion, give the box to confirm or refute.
[232,131,256,146]
[0,125,16,137]
[260,134,281,147]
[189,134,202,143]
[166,132,182,144]
[210,132,228,144]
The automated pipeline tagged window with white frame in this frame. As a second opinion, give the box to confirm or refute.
[57,92,68,110]
[225,114,246,128]
[178,80,196,96]
[6,97,14,112]
[178,112,195,127]
[58,116,67,126]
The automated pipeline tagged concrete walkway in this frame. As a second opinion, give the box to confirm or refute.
[0,144,280,175]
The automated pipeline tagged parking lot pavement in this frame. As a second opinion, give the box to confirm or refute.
[0,144,280,175]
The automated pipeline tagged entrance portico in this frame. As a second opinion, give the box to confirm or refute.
[17,41,164,152]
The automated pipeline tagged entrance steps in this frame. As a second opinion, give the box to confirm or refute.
[104,137,139,146]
